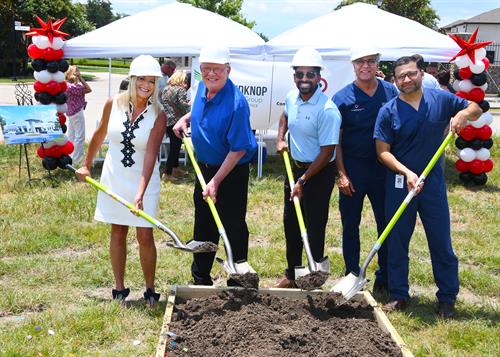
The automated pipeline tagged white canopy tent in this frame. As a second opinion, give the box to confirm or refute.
[63,2,265,58]
[265,3,460,62]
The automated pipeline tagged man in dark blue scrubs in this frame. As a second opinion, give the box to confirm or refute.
[374,55,481,318]
[333,47,398,294]
[174,45,257,286]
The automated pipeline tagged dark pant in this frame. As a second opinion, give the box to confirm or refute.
[339,157,387,286]
[165,125,182,175]
[283,161,336,280]
[191,163,250,285]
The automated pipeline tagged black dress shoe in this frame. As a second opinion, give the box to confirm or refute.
[382,299,408,312]
[437,301,455,319]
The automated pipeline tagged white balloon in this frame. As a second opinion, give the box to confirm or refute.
[480,83,488,92]
[470,113,487,128]
[482,112,493,126]
[459,148,476,162]
[476,148,490,161]
[56,103,68,113]
[36,36,51,50]
[454,55,472,68]
[51,37,64,50]
[51,71,65,83]
[470,60,485,74]
[34,70,51,83]
[458,80,473,92]
[474,48,486,62]
[32,36,40,46]
[452,80,461,92]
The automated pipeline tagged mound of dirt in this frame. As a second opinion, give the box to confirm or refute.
[167,289,402,356]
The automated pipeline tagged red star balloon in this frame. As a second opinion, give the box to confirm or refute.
[449,28,492,64]
[25,16,69,43]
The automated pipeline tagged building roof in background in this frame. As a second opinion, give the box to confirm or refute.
[442,8,500,29]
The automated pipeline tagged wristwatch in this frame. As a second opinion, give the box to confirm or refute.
[297,177,306,187]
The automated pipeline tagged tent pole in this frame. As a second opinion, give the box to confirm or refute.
[257,132,263,178]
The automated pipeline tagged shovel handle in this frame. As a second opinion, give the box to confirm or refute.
[282,151,307,234]
[375,131,454,247]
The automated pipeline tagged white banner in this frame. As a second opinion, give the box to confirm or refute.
[191,57,355,130]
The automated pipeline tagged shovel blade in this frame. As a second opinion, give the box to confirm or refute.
[184,240,218,253]
[295,267,329,291]
[331,273,367,301]
[216,258,259,289]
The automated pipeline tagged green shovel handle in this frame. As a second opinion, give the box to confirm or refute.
[282,151,307,235]
[375,131,454,247]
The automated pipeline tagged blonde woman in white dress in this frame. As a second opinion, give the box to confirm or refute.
[76,55,166,306]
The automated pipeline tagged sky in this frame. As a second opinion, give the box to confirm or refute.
[97,0,500,39]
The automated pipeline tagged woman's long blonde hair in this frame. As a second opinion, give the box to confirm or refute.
[65,65,79,84]
[116,76,161,117]
[167,70,187,87]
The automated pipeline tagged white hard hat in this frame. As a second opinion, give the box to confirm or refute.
[291,47,324,69]
[129,55,162,77]
[199,45,230,64]
[350,46,380,62]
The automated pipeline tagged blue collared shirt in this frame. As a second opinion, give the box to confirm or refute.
[285,86,341,162]
[191,78,257,165]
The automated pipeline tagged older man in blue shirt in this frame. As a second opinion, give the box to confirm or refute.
[174,45,257,286]
[276,47,342,288]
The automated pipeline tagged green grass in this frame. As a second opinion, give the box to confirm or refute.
[0,140,498,355]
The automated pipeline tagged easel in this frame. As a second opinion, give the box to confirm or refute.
[17,141,55,187]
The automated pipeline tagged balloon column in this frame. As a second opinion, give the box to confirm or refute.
[26,16,74,171]
[449,29,494,185]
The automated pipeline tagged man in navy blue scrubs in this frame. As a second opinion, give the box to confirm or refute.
[374,55,481,318]
[275,47,342,288]
[174,45,257,286]
[333,47,398,294]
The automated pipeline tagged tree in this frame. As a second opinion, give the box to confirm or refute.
[335,0,439,29]
[86,0,114,28]
[178,0,256,30]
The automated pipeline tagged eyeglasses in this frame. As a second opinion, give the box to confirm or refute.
[396,70,420,81]
[353,59,378,66]
[200,66,227,75]
[294,71,318,79]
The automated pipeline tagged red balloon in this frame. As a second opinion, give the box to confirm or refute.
[58,81,67,92]
[476,125,492,140]
[455,159,468,173]
[458,67,473,80]
[27,44,44,59]
[482,57,490,71]
[37,145,45,158]
[468,159,484,174]
[33,81,46,92]
[483,159,493,173]
[45,81,60,96]
[43,48,64,61]
[455,91,468,99]
[468,88,485,102]
[61,141,74,155]
[58,112,67,125]
[459,125,476,141]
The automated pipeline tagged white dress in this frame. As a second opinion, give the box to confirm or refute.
[94,96,160,227]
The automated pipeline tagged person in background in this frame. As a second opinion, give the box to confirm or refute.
[158,59,176,95]
[384,73,395,84]
[437,70,455,93]
[332,47,398,295]
[160,70,191,181]
[65,65,92,166]
[426,62,439,78]
[412,54,441,90]
[173,45,257,287]
[119,78,129,93]
[275,47,341,288]
[374,55,481,318]
[76,55,166,307]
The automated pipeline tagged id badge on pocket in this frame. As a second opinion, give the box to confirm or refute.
[395,174,404,189]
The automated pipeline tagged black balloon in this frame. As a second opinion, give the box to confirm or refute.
[58,59,69,73]
[470,139,483,150]
[42,157,59,171]
[46,61,59,73]
[61,124,67,133]
[54,92,67,104]
[478,100,490,113]
[34,92,41,102]
[483,138,493,149]
[459,172,473,183]
[453,68,462,81]
[455,137,467,150]
[31,59,47,72]
[58,155,73,169]
[472,172,488,185]
[38,92,53,105]
[470,72,487,86]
